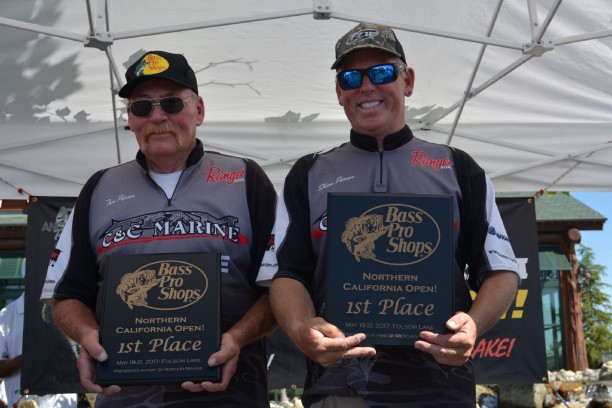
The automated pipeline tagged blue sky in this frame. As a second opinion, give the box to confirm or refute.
[571,192,612,302]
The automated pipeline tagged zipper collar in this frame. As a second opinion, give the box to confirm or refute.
[350,125,414,152]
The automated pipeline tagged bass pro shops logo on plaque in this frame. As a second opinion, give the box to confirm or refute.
[116,260,209,311]
[340,203,441,266]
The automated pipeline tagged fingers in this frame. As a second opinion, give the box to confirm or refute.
[312,319,347,339]
[77,347,121,395]
[446,312,471,333]
[207,332,239,367]
[201,349,238,393]
[414,313,477,366]
[181,354,238,393]
[334,344,377,363]
[414,338,472,366]
[79,330,108,363]
[77,347,100,392]
[181,332,240,393]
[297,318,376,366]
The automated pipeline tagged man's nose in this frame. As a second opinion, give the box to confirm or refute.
[359,75,376,90]
[148,103,169,120]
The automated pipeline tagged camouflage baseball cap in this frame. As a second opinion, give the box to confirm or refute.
[118,51,198,98]
[331,23,406,69]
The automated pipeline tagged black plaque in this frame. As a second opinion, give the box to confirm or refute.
[96,252,221,385]
[326,193,454,346]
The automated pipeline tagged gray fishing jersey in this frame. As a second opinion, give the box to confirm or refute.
[41,139,276,408]
[272,126,519,407]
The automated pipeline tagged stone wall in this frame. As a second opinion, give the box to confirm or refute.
[476,361,612,408]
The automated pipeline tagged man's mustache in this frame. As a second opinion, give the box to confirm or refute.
[142,123,179,141]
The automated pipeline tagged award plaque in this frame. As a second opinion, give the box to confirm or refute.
[96,252,221,385]
[326,193,454,346]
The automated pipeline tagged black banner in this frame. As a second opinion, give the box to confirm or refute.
[472,197,547,384]
[23,196,83,394]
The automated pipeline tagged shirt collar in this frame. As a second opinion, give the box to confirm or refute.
[349,125,414,152]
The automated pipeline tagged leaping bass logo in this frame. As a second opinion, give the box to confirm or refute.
[116,260,208,311]
[341,204,440,266]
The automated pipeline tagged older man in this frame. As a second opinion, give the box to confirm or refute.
[41,51,276,407]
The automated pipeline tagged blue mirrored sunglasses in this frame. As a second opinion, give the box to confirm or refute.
[336,63,406,90]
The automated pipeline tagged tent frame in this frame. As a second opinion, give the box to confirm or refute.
[1,0,612,193]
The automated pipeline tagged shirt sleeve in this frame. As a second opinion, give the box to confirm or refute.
[480,176,521,274]
[243,158,277,290]
[272,155,318,288]
[40,210,74,303]
[40,170,106,310]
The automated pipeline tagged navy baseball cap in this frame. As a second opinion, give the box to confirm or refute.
[118,51,199,98]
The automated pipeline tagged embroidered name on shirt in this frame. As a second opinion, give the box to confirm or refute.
[318,175,356,191]
[411,151,453,170]
[205,166,245,184]
[106,194,136,206]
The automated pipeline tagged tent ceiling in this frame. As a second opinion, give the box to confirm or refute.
[1,0,612,199]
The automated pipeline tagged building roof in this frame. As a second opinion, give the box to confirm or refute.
[497,191,607,232]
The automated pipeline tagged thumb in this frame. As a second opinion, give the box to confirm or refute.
[446,312,469,332]
[80,336,108,362]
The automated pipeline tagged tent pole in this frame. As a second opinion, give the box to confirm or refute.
[445,0,505,145]
[556,29,612,46]
[101,0,122,165]
[0,16,82,42]
[112,8,312,40]
[431,125,612,171]
[329,12,522,50]
[109,61,122,165]
[489,142,612,179]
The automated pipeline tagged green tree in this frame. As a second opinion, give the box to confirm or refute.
[577,244,612,367]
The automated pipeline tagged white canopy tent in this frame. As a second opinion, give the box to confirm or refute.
[1,0,612,199]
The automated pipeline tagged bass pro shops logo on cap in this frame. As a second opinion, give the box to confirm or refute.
[118,50,199,98]
[134,53,170,77]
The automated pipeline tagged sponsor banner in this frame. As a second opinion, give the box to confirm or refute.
[23,196,83,394]
[473,197,547,384]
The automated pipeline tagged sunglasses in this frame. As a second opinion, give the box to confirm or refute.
[336,63,406,90]
[128,95,196,117]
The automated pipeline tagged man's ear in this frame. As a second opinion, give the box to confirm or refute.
[404,67,415,97]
